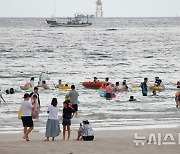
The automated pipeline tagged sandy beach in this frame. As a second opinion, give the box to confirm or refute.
[0,128,180,154]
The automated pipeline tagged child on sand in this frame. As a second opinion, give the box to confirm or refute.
[62,100,76,140]
[31,95,40,119]
[45,98,60,141]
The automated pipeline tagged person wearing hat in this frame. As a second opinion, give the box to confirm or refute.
[21,93,34,141]
[0,87,6,103]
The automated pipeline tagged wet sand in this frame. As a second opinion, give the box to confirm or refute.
[0,128,180,154]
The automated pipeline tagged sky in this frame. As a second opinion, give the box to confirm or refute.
[0,0,180,17]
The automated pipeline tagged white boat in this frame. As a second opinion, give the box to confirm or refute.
[76,13,95,18]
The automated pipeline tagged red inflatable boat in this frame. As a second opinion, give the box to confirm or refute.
[82,81,103,88]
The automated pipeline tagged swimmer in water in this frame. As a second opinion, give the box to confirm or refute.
[54,80,64,88]
[42,81,50,89]
[177,81,180,89]
[129,96,136,101]
[93,77,98,82]
[175,91,180,108]
[152,90,157,96]
[113,82,121,92]
[120,80,129,92]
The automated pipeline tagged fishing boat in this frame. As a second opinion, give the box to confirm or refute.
[46,15,92,27]
[46,15,57,25]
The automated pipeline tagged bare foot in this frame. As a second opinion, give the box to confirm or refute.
[44,139,49,141]
[23,136,29,141]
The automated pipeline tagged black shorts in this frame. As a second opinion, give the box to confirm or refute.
[83,136,94,141]
[72,104,78,112]
[62,118,71,126]
[106,93,112,98]
[22,116,34,127]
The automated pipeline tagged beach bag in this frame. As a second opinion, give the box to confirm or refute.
[18,108,22,120]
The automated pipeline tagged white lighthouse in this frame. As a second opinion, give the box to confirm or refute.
[96,0,103,18]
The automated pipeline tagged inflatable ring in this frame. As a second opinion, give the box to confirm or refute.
[20,83,31,90]
[59,86,71,91]
[100,91,116,98]
[132,84,139,88]
[82,82,103,88]
[148,85,163,91]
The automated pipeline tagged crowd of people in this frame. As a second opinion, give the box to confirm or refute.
[1,73,180,142]
[20,85,94,142]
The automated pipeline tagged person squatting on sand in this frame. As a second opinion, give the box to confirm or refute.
[45,98,60,141]
[62,100,76,140]
[21,93,34,141]
[77,120,94,141]
[175,91,180,107]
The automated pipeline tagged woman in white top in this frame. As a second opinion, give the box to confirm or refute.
[44,98,60,141]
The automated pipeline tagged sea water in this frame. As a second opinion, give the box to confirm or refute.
[0,17,180,133]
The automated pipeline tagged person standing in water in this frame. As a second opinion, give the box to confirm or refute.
[141,77,148,96]
[113,82,121,92]
[30,77,34,88]
[54,79,64,88]
[105,83,113,99]
[68,85,79,114]
[120,80,129,92]
[175,91,180,107]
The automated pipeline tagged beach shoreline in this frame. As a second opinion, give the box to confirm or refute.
[1,128,180,154]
